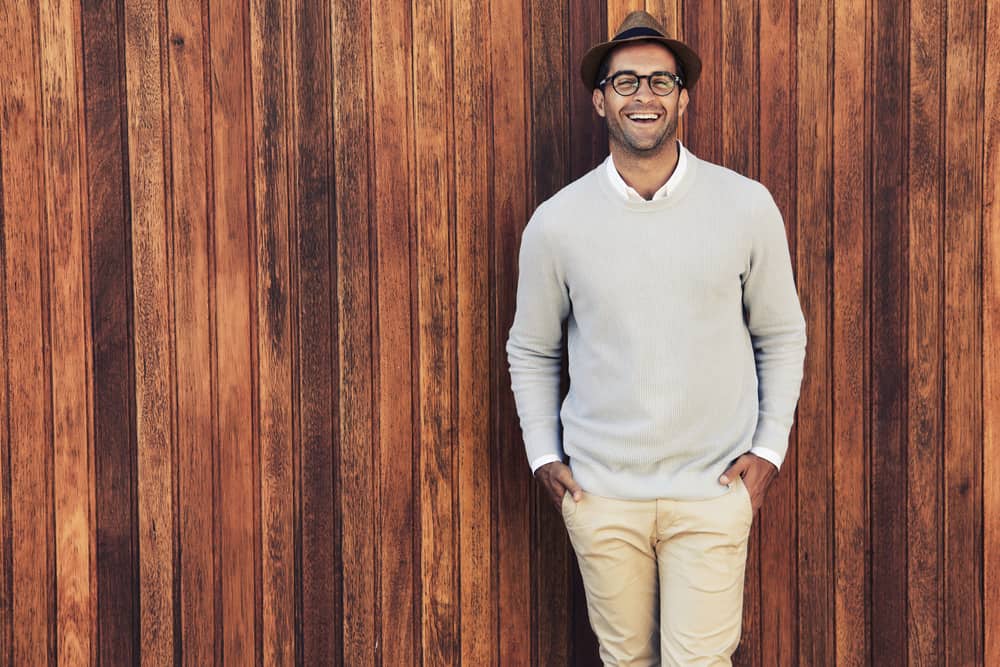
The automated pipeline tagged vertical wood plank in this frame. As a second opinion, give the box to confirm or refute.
[0,139,10,664]
[757,0,799,664]
[0,1,53,663]
[906,0,944,664]
[123,0,177,662]
[289,0,336,663]
[795,0,835,663]
[412,0,457,663]
[528,0,572,664]
[331,0,375,661]
[491,0,533,663]
[607,0,644,30]
[453,0,496,664]
[720,2,761,663]
[679,0,722,161]
[831,0,869,664]
[984,0,1000,661]
[870,0,908,662]
[165,1,216,663]
[38,0,95,663]
[248,0,295,661]
[208,0,257,662]
[942,0,984,662]
[371,1,416,664]
[81,0,140,662]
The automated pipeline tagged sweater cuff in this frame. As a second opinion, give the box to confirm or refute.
[749,446,783,470]
[529,454,563,474]
[750,417,790,467]
[521,426,564,472]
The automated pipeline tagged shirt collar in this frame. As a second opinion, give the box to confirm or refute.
[604,140,688,202]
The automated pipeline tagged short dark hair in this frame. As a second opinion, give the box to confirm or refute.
[593,41,687,90]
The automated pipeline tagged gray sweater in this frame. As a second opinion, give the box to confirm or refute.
[506,152,807,500]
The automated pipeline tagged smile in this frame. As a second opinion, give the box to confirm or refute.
[625,112,661,122]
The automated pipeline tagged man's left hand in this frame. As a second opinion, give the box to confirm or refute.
[719,453,777,514]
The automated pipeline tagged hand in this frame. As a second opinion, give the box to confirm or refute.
[719,453,777,513]
[534,461,583,510]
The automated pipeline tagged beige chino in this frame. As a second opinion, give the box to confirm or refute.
[561,477,754,666]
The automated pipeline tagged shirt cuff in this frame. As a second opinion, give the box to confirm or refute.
[749,446,784,470]
[529,454,563,474]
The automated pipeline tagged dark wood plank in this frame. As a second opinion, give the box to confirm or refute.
[81,0,140,662]
[528,1,573,664]
[412,0,457,663]
[207,0,257,662]
[0,1,53,663]
[943,0,984,662]
[984,1,1000,661]
[757,0,799,663]
[870,0,908,662]
[679,0,721,161]
[453,0,496,664]
[720,2,761,664]
[569,0,607,183]
[165,1,216,663]
[490,0,533,662]
[288,0,336,664]
[38,0,94,663]
[247,0,295,662]
[371,0,416,664]
[331,0,375,662]
[905,1,944,664]
[795,0,835,664]
[123,0,177,661]
[831,0,869,664]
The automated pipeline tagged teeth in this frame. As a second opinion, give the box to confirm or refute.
[627,113,659,120]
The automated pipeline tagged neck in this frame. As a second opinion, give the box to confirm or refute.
[609,138,680,200]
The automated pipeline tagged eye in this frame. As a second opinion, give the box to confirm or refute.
[614,74,639,89]
[650,75,674,93]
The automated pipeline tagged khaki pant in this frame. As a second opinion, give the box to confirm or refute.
[561,477,754,667]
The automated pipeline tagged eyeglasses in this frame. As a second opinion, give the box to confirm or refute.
[598,70,683,97]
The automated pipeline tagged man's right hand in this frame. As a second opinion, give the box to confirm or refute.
[534,461,584,509]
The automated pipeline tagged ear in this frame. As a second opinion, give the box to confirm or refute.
[677,87,690,119]
[592,88,606,117]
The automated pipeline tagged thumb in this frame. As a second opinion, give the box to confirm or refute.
[719,456,750,486]
[558,469,584,501]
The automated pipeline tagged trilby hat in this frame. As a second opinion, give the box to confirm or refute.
[580,11,702,91]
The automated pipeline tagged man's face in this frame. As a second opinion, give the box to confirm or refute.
[592,42,690,156]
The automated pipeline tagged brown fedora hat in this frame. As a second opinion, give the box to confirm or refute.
[580,11,702,91]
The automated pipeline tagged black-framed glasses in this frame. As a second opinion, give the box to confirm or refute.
[598,70,683,96]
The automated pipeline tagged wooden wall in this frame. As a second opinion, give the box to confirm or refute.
[0,0,996,664]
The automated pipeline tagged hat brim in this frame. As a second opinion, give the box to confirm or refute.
[580,36,702,91]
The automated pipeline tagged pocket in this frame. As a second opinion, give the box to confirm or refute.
[737,478,754,519]
[561,490,576,522]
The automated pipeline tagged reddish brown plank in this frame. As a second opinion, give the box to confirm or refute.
[943,0,984,662]
[607,0,644,31]
[81,0,140,660]
[0,1,53,662]
[123,0,177,662]
[331,0,376,662]
[831,0,869,664]
[679,0,721,161]
[208,0,257,663]
[757,0,799,663]
[453,0,496,664]
[0,137,10,665]
[569,0,607,181]
[287,0,336,664]
[905,0,944,664]
[371,0,416,663]
[490,0,533,662]
[412,0,457,663]
[39,0,95,663]
[984,0,1000,661]
[795,0,835,664]
[165,1,216,663]
[248,0,295,662]
[870,0,909,662]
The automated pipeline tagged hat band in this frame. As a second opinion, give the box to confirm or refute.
[613,26,665,41]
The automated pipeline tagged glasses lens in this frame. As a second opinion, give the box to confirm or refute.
[650,75,676,95]
[612,74,639,95]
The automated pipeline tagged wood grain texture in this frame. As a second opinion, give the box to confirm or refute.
[680,0,722,161]
[831,0,869,664]
[371,0,416,664]
[942,0,984,662]
[208,0,257,663]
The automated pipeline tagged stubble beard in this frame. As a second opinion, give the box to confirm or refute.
[607,110,678,157]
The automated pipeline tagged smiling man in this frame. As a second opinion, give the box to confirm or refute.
[506,11,807,666]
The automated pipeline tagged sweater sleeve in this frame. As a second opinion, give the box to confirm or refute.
[741,187,807,466]
[505,211,571,467]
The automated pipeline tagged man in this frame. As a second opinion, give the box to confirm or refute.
[505,11,807,666]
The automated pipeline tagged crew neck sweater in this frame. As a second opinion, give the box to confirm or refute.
[505,152,807,501]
